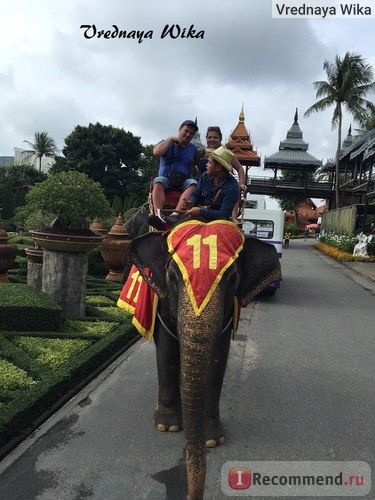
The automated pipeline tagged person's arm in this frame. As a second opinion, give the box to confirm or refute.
[231,156,247,194]
[191,182,239,220]
[153,137,178,156]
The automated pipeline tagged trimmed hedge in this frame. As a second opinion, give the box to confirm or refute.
[0,284,62,331]
[0,275,138,453]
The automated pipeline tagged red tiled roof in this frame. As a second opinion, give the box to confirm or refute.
[226,107,261,167]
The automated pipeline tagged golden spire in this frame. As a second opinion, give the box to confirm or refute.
[239,103,245,122]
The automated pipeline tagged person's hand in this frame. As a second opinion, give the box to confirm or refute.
[186,206,200,217]
[240,184,247,195]
[180,198,193,211]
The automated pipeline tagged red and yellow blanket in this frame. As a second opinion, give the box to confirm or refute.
[117,265,158,341]
[117,220,244,339]
[167,220,244,316]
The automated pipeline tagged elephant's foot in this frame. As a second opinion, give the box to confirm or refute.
[205,417,225,448]
[153,403,183,432]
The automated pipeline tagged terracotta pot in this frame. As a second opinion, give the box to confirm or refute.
[90,218,107,235]
[0,224,17,283]
[100,215,131,281]
[30,229,104,253]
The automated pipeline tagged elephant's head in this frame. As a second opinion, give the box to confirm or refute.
[128,221,281,499]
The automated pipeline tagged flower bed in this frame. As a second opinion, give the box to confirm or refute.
[315,242,375,262]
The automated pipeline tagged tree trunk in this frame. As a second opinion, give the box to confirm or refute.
[335,107,343,209]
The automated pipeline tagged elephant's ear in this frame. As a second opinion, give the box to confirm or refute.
[128,232,168,298]
[236,236,282,306]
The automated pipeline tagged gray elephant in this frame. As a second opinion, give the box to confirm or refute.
[128,220,281,499]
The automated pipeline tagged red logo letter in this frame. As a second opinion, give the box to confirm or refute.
[228,467,251,489]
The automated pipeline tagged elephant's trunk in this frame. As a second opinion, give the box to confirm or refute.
[178,289,223,500]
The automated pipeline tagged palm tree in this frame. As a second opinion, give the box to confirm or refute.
[356,102,375,133]
[304,52,375,208]
[24,131,57,173]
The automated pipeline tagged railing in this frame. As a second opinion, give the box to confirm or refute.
[249,178,332,190]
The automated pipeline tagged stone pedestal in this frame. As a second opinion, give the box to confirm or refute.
[26,247,44,290]
[42,250,89,318]
[27,261,43,290]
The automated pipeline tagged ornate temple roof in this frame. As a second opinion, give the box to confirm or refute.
[264,109,321,170]
[226,105,261,167]
[341,125,355,150]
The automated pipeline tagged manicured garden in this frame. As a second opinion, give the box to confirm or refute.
[315,232,375,262]
[0,237,138,458]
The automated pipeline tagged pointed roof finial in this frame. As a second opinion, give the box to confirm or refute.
[294,108,299,124]
[348,124,352,135]
[239,103,245,122]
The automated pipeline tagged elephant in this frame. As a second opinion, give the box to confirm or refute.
[127,220,281,499]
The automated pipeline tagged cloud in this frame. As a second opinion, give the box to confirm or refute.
[0,0,374,173]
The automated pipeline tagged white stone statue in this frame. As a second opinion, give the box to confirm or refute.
[353,232,373,257]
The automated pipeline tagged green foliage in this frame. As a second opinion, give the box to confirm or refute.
[0,164,47,220]
[111,195,124,216]
[22,171,113,229]
[7,235,34,246]
[285,224,298,236]
[304,52,375,207]
[13,337,93,371]
[0,276,138,450]
[51,122,150,205]
[0,284,62,331]
[88,247,109,278]
[2,181,14,219]
[23,131,57,172]
[319,232,358,253]
[0,359,37,391]
[62,319,118,336]
[0,220,16,232]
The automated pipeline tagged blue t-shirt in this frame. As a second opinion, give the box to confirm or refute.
[188,172,240,220]
[158,141,197,179]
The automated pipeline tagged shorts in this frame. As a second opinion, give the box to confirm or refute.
[153,176,198,192]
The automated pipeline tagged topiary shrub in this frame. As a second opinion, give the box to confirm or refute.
[0,284,62,331]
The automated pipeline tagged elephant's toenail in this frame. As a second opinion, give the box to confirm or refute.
[156,423,167,432]
[168,425,181,432]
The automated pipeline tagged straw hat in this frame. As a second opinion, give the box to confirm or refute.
[210,146,234,172]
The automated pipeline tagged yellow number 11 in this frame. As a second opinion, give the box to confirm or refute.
[186,234,218,269]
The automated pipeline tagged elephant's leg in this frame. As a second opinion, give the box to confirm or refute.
[153,327,182,432]
[205,326,232,448]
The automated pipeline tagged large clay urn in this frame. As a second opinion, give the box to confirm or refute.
[0,224,17,283]
[100,215,131,282]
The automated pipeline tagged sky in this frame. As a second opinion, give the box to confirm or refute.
[1,0,375,207]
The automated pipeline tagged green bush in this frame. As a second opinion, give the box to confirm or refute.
[88,248,109,277]
[0,274,138,451]
[0,284,62,331]
[22,171,114,230]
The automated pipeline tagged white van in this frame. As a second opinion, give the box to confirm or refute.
[242,208,284,294]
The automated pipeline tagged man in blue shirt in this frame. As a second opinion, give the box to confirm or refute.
[183,146,240,221]
[149,120,198,230]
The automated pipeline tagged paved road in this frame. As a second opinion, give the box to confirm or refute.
[0,238,374,499]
